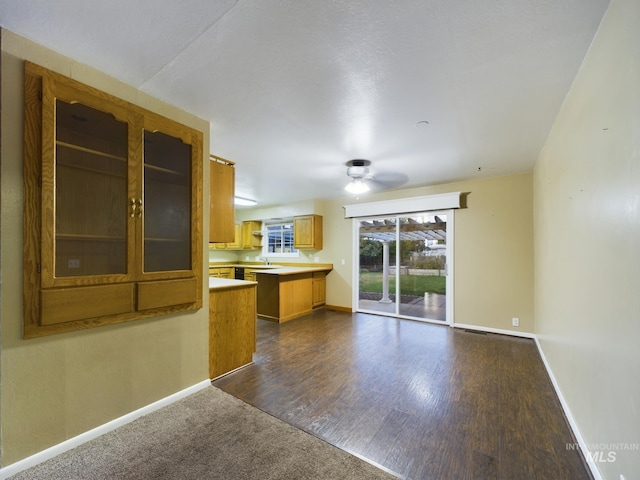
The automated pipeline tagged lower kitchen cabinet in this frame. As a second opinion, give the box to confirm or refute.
[208,279,257,379]
[209,267,234,278]
[256,268,330,323]
[312,271,327,307]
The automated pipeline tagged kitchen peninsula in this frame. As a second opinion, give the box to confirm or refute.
[207,264,331,376]
[254,265,332,323]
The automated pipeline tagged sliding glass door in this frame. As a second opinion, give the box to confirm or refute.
[357,212,450,324]
[358,218,397,315]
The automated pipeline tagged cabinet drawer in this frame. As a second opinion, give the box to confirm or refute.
[137,278,198,310]
[41,283,135,325]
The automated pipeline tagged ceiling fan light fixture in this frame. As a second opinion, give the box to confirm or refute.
[345,178,370,195]
[347,165,369,177]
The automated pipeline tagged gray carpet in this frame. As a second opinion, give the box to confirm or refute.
[10,386,399,479]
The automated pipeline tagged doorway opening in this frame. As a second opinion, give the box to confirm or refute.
[355,211,452,325]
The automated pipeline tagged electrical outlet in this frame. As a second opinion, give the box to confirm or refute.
[68,258,80,269]
[512,317,519,327]
[340,259,345,265]
[314,256,320,263]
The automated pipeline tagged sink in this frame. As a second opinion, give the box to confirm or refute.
[246,265,281,269]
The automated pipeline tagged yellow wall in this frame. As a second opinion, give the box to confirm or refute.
[534,0,640,477]
[1,31,211,465]
[323,173,534,332]
[234,173,534,332]
[224,173,534,334]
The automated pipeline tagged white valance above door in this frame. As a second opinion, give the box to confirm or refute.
[344,191,462,218]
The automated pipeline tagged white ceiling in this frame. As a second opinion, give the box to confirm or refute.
[1,0,609,207]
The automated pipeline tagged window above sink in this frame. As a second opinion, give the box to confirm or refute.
[263,222,300,258]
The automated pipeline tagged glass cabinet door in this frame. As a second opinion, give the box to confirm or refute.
[25,62,204,337]
[142,129,192,273]
[53,98,129,278]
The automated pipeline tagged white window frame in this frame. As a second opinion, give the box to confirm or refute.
[261,222,300,258]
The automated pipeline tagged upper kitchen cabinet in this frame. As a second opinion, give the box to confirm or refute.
[211,221,261,250]
[242,220,263,249]
[293,215,323,250]
[209,155,235,243]
[23,62,203,338]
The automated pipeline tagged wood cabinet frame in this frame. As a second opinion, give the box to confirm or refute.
[209,155,235,243]
[210,221,262,250]
[241,221,263,249]
[312,271,327,307]
[23,62,204,338]
[293,214,323,250]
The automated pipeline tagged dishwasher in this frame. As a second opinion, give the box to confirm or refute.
[234,267,245,280]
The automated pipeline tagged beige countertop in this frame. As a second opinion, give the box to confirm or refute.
[209,264,277,268]
[208,263,333,275]
[208,277,257,291]
[251,266,332,276]
[208,263,282,270]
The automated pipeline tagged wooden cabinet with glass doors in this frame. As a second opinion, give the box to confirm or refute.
[23,62,204,338]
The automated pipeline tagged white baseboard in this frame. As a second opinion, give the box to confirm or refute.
[534,337,603,480]
[453,322,536,339]
[0,379,211,480]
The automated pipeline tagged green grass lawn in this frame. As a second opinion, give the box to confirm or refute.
[359,272,446,295]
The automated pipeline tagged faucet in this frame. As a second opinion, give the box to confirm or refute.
[263,257,270,266]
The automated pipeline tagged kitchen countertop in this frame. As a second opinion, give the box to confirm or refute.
[251,266,332,276]
[209,263,333,275]
[209,263,283,268]
[210,264,275,268]
[208,277,257,290]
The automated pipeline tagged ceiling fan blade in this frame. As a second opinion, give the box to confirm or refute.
[368,171,409,189]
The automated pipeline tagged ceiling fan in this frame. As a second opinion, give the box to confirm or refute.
[344,159,410,195]
[344,159,373,194]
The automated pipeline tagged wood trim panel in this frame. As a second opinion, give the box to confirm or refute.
[41,283,135,325]
[137,278,198,311]
[25,300,199,339]
[23,65,43,334]
[190,129,204,310]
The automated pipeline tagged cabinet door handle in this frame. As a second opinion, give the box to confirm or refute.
[129,198,137,217]
[136,199,143,217]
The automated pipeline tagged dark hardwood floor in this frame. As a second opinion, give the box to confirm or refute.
[212,309,592,480]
